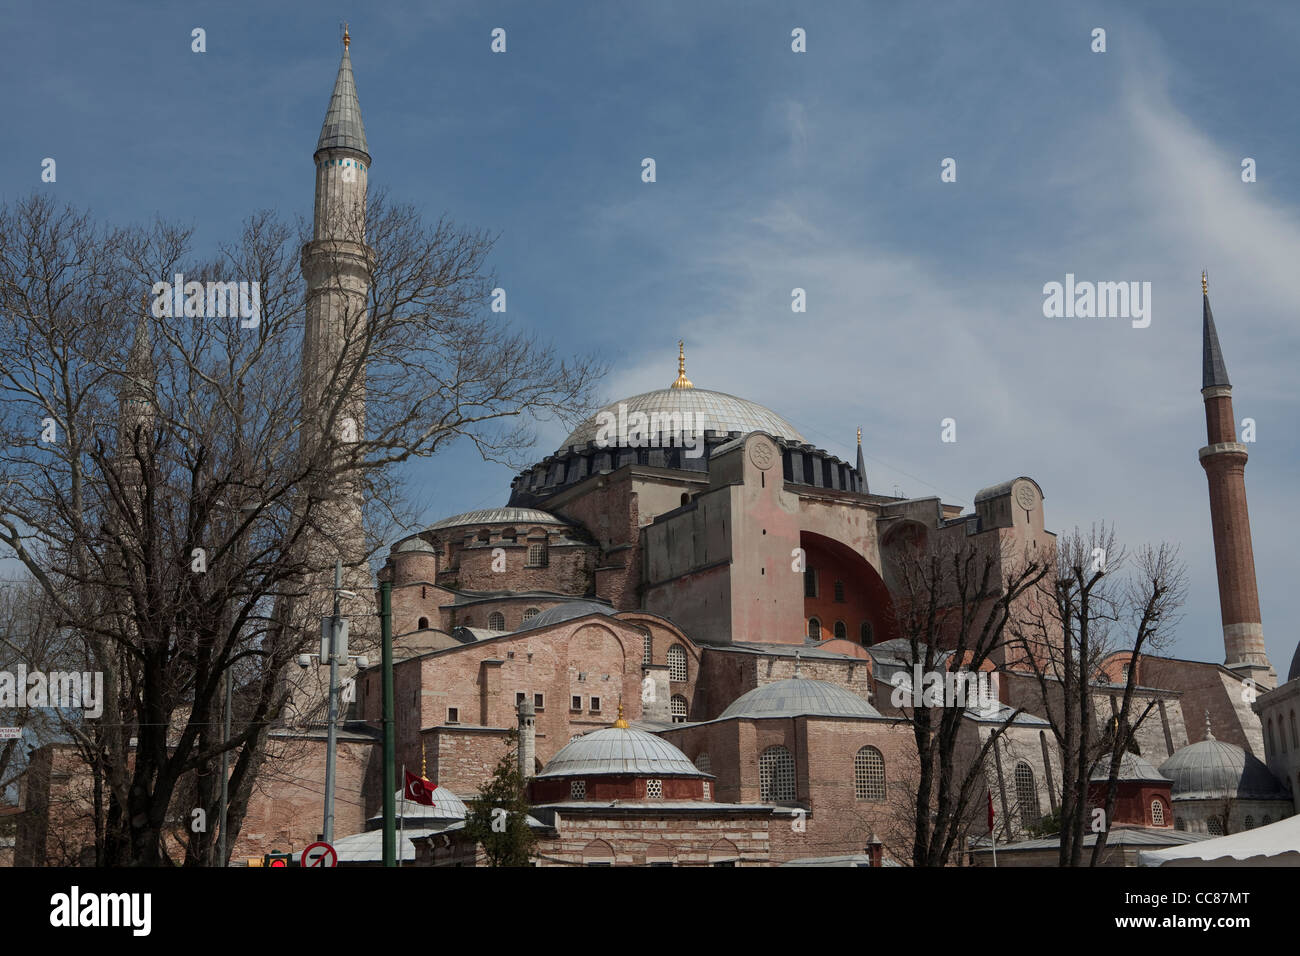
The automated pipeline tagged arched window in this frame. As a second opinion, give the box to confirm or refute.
[854,746,885,801]
[1262,815,1272,826]
[1014,762,1041,826]
[1244,815,1255,830]
[1291,711,1299,750]
[860,621,873,645]
[680,492,689,506]
[833,580,845,602]
[1267,719,1276,756]
[1174,817,1185,831]
[477,527,491,543]
[417,616,429,630]
[522,607,540,623]
[582,839,614,867]
[643,631,652,664]
[488,612,506,632]
[527,540,548,567]
[695,753,712,774]
[500,527,517,543]
[667,644,688,682]
[1207,817,1224,836]
[759,745,796,802]
[833,620,847,640]
[671,694,688,722]
[807,617,821,641]
[1150,800,1165,826]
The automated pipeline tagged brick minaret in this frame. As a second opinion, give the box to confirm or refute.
[1197,272,1275,689]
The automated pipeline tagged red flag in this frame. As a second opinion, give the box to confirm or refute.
[404,770,438,806]
[987,791,995,834]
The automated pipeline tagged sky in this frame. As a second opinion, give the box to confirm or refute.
[2,0,1297,672]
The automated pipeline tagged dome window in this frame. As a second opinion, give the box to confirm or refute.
[1151,800,1165,826]
[522,607,540,623]
[570,779,586,800]
[671,694,688,722]
[488,612,506,632]
[646,779,663,800]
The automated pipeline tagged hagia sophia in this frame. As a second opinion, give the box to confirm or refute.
[10,34,1299,868]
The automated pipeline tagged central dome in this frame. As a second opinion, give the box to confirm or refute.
[561,387,805,451]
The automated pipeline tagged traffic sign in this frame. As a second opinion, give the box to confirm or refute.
[301,841,338,868]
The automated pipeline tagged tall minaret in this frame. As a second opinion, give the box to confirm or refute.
[285,27,377,723]
[1197,272,1274,688]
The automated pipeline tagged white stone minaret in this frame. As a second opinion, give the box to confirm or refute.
[284,27,377,723]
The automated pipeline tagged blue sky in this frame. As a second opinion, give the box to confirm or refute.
[3,1,1298,671]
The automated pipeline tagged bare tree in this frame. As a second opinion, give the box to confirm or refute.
[883,530,1050,866]
[1009,526,1185,866]
[0,193,603,865]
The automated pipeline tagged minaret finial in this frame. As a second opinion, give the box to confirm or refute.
[421,739,428,780]
[1202,270,1208,296]
[1204,709,1214,740]
[343,23,350,50]
[613,701,629,729]
[670,340,694,389]
[794,651,802,678]
[857,426,862,447]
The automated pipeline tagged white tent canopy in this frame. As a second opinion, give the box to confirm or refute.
[1138,814,1300,867]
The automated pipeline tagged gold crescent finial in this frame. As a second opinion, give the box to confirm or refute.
[613,701,629,729]
[343,23,350,50]
[670,340,693,389]
[421,739,428,780]
[1202,270,1208,296]
[857,426,862,446]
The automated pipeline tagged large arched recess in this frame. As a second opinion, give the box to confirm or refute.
[799,531,899,646]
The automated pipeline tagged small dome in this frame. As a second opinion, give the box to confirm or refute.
[368,783,467,825]
[426,507,567,531]
[515,600,615,632]
[537,726,704,779]
[719,678,880,721]
[1159,737,1288,801]
[1089,752,1169,784]
[561,387,805,450]
[393,537,437,553]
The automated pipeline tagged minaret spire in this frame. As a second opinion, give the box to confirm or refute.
[1197,273,1273,688]
[855,425,868,494]
[670,340,693,389]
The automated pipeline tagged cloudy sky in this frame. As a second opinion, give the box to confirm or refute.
[4,1,1297,671]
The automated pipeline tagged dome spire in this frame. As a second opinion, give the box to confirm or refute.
[613,701,629,729]
[1204,709,1215,741]
[670,340,693,389]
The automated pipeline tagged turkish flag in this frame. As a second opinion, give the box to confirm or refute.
[987,791,995,834]
[404,770,439,806]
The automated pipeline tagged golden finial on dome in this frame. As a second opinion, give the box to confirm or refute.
[613,702,629,729]
[857,426,862,447]
[670,340,694,389]
[421,739,428,780]
[343,23,350,50]
[1202,270,1208,296]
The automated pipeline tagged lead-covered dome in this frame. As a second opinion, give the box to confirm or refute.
[537,726,705,779]
[1159,735,1288,801]
[719,677,881,721]
[560,387,805,451]
[427,507,566,531]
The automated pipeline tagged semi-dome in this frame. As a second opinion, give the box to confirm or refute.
[561,387,805,450]
[515,600,615,632]
[1159,734,1288,801]
[718,677,881,721]
[393,537,438,553]
[537,725,704,779]
[1089,752,1169,784]
[426,507,566,531]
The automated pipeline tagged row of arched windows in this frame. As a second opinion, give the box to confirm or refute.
[754,745,886,803]
[806,618,873,644]
[454,607,541,631]
[1265,710,1299,757]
